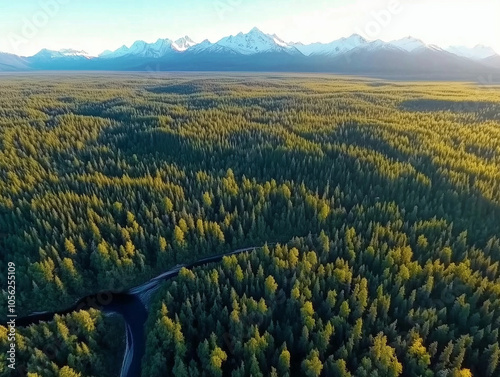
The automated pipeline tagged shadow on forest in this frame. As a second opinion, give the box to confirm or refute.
[94,119,500,249]
[145,81,230,95]
[63,87,500,252]
[144,78,315,97]
[323,123,500,244]
[401,99,500,121]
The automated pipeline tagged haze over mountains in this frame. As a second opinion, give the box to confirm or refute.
[1,27,499,76]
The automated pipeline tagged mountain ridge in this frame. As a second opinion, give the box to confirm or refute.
[1,27,499,76]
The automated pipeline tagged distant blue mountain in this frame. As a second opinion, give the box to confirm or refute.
[1,28,499,77]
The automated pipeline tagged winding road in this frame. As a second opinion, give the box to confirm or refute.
[15,246,266,377]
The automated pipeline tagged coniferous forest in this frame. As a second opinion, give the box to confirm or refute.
[1,73,500,377]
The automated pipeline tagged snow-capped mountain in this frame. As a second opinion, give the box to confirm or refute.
[291,34,367,56]
[125,40,150,57]
[95,29,497,63]
[172,36,197,52]
[446,45,497,60]
[187,39,237,55]
[148,39,176,57]
[2,27,499,75]
[388,37,427,52]
[102,40,167,58]
[356,39,397,52]
[291,35,435,57]
[31,48,93,59]
[99,45,128,58]
[208,27,301,55]
[59,49,93,58]
[188,39,214,53]
[101,37,199,59]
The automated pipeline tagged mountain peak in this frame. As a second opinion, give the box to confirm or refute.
[293,34,368,56]
[25,29,496,67]
[446,44,497,60]
[131,40,148,47]
[173,36,197,51]
[347,34,366,41]
[154,38,173,44]
[214,27,297,55]
[33,48,92,59]
[59,48,90,55]
[249,26,265,34]
[389,36,426,52]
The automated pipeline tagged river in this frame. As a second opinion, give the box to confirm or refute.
[16,246,264,377]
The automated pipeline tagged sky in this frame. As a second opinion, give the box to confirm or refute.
[0,0,499,56]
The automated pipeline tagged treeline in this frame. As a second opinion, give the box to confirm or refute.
[0,74,499,376]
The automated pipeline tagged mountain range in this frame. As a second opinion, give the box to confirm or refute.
[1,27,499,77]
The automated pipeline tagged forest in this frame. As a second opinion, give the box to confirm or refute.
[0,73,500,377]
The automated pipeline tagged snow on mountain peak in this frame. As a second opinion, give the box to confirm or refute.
[361,39,394,51]
[347,34,367,44]
[129,40,148,53]
[271,34,290,48]
[249,27,264,35]
[215,27,298,55]
[172,36,197,52]
[109,40,166,59]
[101,37,197,59]
[33,48,92,59]
[446,44,497,60]
[292,34,368,57]
[101,44,132,58]
[389,36,426,52]
[91,27,497,61]
[59,48,92,57]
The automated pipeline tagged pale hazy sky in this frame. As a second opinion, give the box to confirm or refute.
[1,0,499,56]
